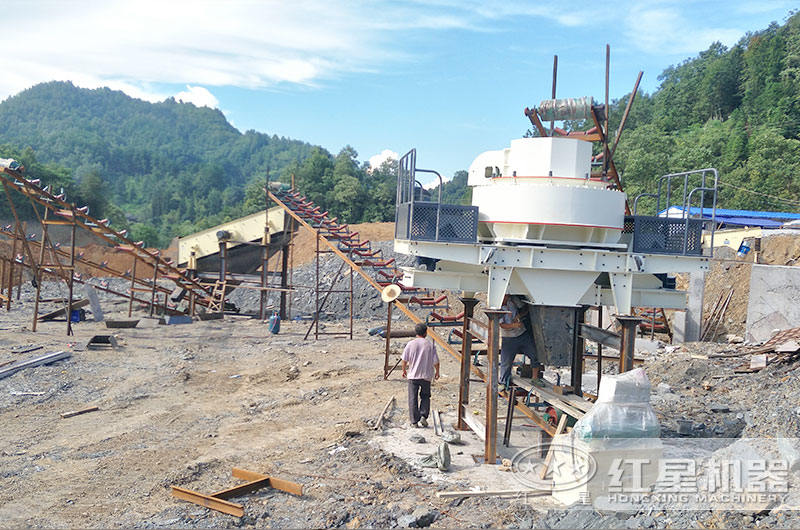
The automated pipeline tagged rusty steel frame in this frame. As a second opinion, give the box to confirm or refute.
[0,167,214,312]
[307,231,353,341]
[170,468,303,518]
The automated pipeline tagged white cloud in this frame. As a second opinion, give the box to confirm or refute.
[0,0,781,103]
[624,5,745,55]
[175,86,219,108]
[368,149,399,170]
[0,0,602,102]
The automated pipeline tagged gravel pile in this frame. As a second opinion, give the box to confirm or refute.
[227,241,415,319]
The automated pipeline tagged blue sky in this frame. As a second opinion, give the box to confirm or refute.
[2,1,798,184]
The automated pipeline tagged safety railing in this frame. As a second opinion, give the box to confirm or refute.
[630,168,718,257]
[395,149,478,243]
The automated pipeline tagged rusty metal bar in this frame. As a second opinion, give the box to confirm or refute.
[604,44,610,178]
[483,309,506,464]
[150,253,159,317]
[383,301,393,379]
[609,71,643,164]
[170,486,244,518]
[597,307,603,393]
[31,207,50,331]
[503,384,516,447]
[315,230,320,340]
[617,315,642,373]
[66,218,76,336]
[457,299,478,431]
[231,468,303,496]
[128,254,137,318]
[6,239,15,311]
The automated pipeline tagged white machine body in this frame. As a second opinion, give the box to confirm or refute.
[468,137,625,244]
[394,136,710,312]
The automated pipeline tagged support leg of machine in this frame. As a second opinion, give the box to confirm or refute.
[456,298,478,431]
[570,306,587,397]
[483,309,507,464]
[617,315,642,373]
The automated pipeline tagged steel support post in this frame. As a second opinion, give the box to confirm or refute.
[6,236,16,311]
[314,230,320,340]
[596,306,603,393]
[571,306,587,397]
[150,253,159,317]
[128,254,137,317]
[280,240,290,320]
[15,253,21,301]
[483,309,507,465]
[383,301,393,379]
[348,267,353,340]
[218,241,226,283]
[32,212,49,331]
[66,219,76,336]
[260,237,268,321]
[456,298,479,431]
[617,316,642,373]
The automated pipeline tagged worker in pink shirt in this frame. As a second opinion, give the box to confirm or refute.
[401,323,440,428]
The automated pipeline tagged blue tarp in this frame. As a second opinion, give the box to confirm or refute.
[711,216,783,228]
[660,206,800,228]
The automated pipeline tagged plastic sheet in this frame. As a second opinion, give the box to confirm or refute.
[573,368,660,440]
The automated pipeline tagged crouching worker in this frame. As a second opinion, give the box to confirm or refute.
[402,323,440,428]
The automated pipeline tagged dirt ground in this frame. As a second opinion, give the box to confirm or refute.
[5,225,800,528]
[0,302,533,528]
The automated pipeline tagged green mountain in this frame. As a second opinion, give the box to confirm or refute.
[0,81,317,245]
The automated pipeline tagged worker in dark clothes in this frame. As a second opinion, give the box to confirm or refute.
[499,295,537,390]
[401,323,440,428]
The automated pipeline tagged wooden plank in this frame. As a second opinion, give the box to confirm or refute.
[60,406,99,419]
[436,489,549,499]
[372,396,395,430]
[0,350,71,380]
[539,414,568,479]
[511,376,586,419]
[460,405,486,441]
[537,378,594,412]
[170,486,244,517]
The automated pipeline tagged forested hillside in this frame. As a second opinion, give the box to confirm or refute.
[586,13,800,213]
[1,13,800,246]
[0,82,317,245]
